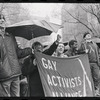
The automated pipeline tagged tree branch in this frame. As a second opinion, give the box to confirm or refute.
[79,5,88,13]
[0,4,5,14]
[96,5,100,11]
[90,5,100,24]
[80,5,100,24]
[80,5,98,19]
[90,5,95,14]
[64,20,79,24]
[63,8,94,34]
[89,22,98,35]
[81,15,98,36]
[90,5,99,19]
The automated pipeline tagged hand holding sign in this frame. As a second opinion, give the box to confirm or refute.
[35,51,94,97]
[33,59,37,66]
[85,49,89,53]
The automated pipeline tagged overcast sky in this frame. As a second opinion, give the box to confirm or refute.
[20,3,74,42]
[21,3,63,17]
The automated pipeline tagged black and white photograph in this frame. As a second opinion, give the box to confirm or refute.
[0,3,100,97]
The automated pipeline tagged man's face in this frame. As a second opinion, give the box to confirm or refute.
[0,27,5,35]
[71,42,78,50]
[35,45,43,52]
[85,34,92,40]
[0,18,5,27]
[56,43,65,54]
[0,18,5,33]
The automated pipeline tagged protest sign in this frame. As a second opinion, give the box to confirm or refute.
[35,52,95,97]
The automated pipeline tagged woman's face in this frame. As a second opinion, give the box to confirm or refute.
[56,43,65,54]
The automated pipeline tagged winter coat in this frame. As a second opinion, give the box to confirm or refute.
[80,41,100,64]
[0,32,32,81]
[22,41,58,96]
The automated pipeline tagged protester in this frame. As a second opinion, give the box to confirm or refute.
[21,34,61,96]
[80,32,100,96]
[64,40,79,57]
[17,41,29,97]
[19,55,30,97]
[52,42,68,58]
[0,15,32,97]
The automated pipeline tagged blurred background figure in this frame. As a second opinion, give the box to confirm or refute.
[80,32,100,96]
[65,40,78,57]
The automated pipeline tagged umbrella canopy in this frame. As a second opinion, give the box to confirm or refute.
[5,20,62,40]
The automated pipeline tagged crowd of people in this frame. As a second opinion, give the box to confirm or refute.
[0,15,100,97]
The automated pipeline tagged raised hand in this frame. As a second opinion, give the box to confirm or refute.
[56,34,61,42]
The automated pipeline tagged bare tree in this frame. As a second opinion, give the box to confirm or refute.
[0,3,30,25]
[79,4,100,23]
[63,4,100,37]
[63,7,95,35]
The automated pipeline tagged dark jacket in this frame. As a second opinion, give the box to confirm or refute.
[0,32,32,81]
[64,48,84,57]
[65,48,78,57]
[80,41,100,64]
[22,41,58,96]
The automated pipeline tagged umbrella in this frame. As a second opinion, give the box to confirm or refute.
[5,20,62,40]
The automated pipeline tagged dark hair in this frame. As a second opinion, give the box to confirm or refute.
[32,41,43,49]
[59,42,68,46]
[83,32,90,39]
[69,40,77,47]
[58,42,65,49]
[59,42,64,45]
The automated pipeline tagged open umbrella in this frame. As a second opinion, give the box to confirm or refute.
[5,20,62,40]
